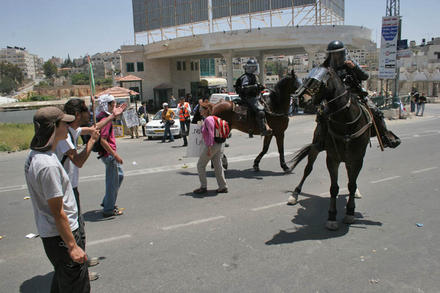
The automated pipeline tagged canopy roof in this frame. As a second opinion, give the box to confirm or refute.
[96,86,139,98]
[116,75,143,82]
[200,77,227,88]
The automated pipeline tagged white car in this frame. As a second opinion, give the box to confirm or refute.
[209,93,240,104]
[145,108,182,139]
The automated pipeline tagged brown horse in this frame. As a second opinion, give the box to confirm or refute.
[211,71,301,172]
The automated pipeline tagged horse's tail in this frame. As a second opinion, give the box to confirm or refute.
[288,143,313,171]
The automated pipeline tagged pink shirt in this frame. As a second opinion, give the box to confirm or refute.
[202,116,215,147]
[97,112,116,157]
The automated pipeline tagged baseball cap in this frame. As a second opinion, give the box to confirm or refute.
[30,107,75,151]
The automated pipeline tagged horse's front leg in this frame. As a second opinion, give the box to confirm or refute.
[253,134,273,171]
[344,160,364,224]
[274,132,289,172]
[326,155,340,230]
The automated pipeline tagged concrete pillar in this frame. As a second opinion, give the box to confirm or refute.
[305,47,320,72]
[223,52,234,92]
[257,52,265,86]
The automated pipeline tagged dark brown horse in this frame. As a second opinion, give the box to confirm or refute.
[288,67,372,230]
[211,71,301,172]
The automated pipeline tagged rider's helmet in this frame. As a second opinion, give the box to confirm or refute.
[243,59,258,74]
[326,40,346,68]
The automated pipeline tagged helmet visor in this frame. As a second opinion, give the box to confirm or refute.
[245,64,257,74]
[328,50,346,68]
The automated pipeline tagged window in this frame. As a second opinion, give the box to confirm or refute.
[177,61,181,71]
[126,62,135,72]
[137,62,144,72]
[190,62,194,71]
[182,61,186,71]
[195,62,198,70]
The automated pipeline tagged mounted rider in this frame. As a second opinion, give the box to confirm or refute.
[301,40,401,149]
[234,59,273,136]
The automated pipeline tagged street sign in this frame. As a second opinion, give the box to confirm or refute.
[379,16,400,79]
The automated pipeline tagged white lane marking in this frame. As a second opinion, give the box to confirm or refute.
[0,150,298,192]
[0,186,27,193]
[413,134,420,137]
[87,234,131,246]
[411,167,438,174]
[370,176,400,184]
[251,202,286,211]
[161,216,225,231]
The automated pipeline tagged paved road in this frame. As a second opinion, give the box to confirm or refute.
[1,106,440,292]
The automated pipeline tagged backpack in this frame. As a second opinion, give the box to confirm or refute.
[92,116,113,154]
[213,116,230,143]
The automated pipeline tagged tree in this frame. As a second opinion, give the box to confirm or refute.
[0,62,24,94]
[61,54,74,68]
[43,61,57,78]
[71,72,89,85]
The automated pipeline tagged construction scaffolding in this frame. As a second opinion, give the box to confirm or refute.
[132,0,345,44]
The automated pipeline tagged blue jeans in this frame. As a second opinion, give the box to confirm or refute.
[101,155,124,214]
[162,121,174,142]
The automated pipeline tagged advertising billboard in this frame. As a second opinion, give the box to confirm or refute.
[378,16,400,79]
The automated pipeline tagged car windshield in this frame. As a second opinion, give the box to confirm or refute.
[152,109,178,120]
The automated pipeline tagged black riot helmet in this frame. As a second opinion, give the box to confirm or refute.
[244,59,258,74]
[326,40,346,68]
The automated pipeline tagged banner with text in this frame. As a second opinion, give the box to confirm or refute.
[186,124,204,157]
[379,16,400,79]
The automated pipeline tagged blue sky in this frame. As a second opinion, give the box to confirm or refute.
[1,0,439,60]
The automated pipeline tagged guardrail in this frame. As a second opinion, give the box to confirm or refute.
[370,95,410,110]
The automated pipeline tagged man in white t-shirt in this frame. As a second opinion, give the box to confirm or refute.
[25,106,90,292]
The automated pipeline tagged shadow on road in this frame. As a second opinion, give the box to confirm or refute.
[180,190,220,199]
[83,209,117,222]
[178,168,287,180]
[20,272,53,293]
[266,192,382,245]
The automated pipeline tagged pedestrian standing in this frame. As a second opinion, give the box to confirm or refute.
[161,103,175,143]
[138,101,149,137]
[177,97,191,146]
[416,93,427,116]
[96,95,125,218]
[193,101,228,194]
[25,107,90,293]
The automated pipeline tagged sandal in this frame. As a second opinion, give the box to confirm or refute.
[103,209,123,218]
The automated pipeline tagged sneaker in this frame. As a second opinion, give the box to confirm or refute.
[216,188,228,193]
[89,272,99,281]
[87,257,100,267]
[193,187,207,194]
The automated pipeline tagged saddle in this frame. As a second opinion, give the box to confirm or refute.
[231,94,271,122]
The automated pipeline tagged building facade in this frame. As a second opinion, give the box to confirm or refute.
[0,46,40,80]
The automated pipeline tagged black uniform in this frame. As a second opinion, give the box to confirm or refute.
[234,73,270,135]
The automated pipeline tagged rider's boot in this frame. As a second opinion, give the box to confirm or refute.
[257,111,272,136]
[371,106,401,148]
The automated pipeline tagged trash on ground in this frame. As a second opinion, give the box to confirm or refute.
[25,233,39,239]
[132,161,137,165]
[0,235,3,240]
[24,196,31,200]
[182,164,188,169]
[416,223,424,227]
[369,279,380,284]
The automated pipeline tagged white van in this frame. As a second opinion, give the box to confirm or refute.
[209,93,240,104]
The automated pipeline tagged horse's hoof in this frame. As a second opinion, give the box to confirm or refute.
[281,165,291,173]
[326,221,339,231]
[253,165,260,172]
[287,194,298,205]
[354,189,362,199]
[343,215,355,224]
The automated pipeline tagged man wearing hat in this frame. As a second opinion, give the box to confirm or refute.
[96,95,125,217]
[25,106,90,292]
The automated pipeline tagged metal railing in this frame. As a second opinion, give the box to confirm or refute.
[371,95,410,110]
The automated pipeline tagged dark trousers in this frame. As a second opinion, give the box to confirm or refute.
[180,120,190,145]
[73,187,85,245]
[141,125,146,136]
[42,229,90,293]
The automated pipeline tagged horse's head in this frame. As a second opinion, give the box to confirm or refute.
[303,67,348,112]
